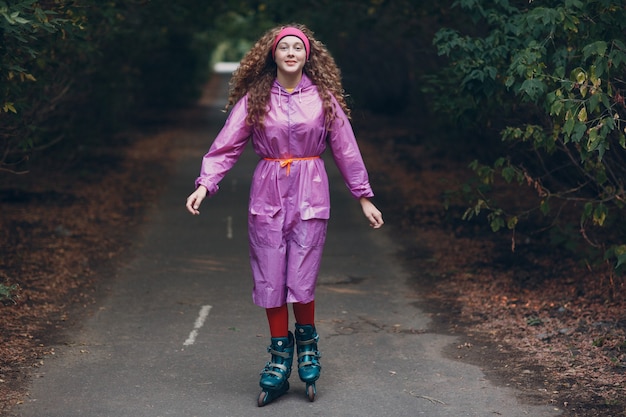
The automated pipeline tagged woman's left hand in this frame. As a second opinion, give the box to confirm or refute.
[359,197,384,229]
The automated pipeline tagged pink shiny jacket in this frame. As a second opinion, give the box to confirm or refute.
[195,74,374,221]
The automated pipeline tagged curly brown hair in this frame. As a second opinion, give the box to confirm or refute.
[226,23,350,128]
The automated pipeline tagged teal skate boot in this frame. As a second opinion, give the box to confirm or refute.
[257,332,294,407]
[294,323,322,402]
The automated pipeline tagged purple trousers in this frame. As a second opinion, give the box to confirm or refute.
[248,163,329,308]
[248,217,328,308]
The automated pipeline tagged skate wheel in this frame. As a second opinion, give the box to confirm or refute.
[258,390,268,407]
[306,383,316,402]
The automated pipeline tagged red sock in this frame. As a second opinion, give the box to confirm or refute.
[265,305,289,338]
[293,300,315,326]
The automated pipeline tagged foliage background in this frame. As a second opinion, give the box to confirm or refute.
[1,0,447,173]
[430,0,626,275]
[1,0,625,309]
[1,1,626,414]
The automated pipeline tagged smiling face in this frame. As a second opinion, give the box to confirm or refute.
[274,35,307,80]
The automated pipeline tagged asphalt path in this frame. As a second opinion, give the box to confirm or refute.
[10,74,563,417]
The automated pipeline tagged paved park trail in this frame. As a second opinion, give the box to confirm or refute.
[10,74,563,417]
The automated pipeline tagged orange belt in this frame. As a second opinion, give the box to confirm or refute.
[264,156,320,176]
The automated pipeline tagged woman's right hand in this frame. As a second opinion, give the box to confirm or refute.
[185,186,208,215]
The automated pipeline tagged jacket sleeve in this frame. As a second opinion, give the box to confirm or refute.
[195,96,252,195]
[326,96,374,199]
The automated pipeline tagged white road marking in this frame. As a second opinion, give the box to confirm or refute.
[183,305,212,346]
[226,216,233,239]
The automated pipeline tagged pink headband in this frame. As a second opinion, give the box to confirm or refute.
[272,27,310,60]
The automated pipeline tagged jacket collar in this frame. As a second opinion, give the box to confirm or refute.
[272,73,314,94]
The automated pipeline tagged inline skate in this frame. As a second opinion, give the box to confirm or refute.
[294,323,321,401]
[257,332,294,406]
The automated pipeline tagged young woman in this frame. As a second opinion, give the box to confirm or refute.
[185,24,383,406]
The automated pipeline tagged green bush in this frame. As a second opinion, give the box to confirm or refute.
[432,0,626,269]
[0,0,461,175]
[0,0,69,172]
[0,1,219,174]
[0,282,19,304]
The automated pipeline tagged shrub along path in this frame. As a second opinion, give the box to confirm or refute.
[0,76,624,416]
[356,113,626,417]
